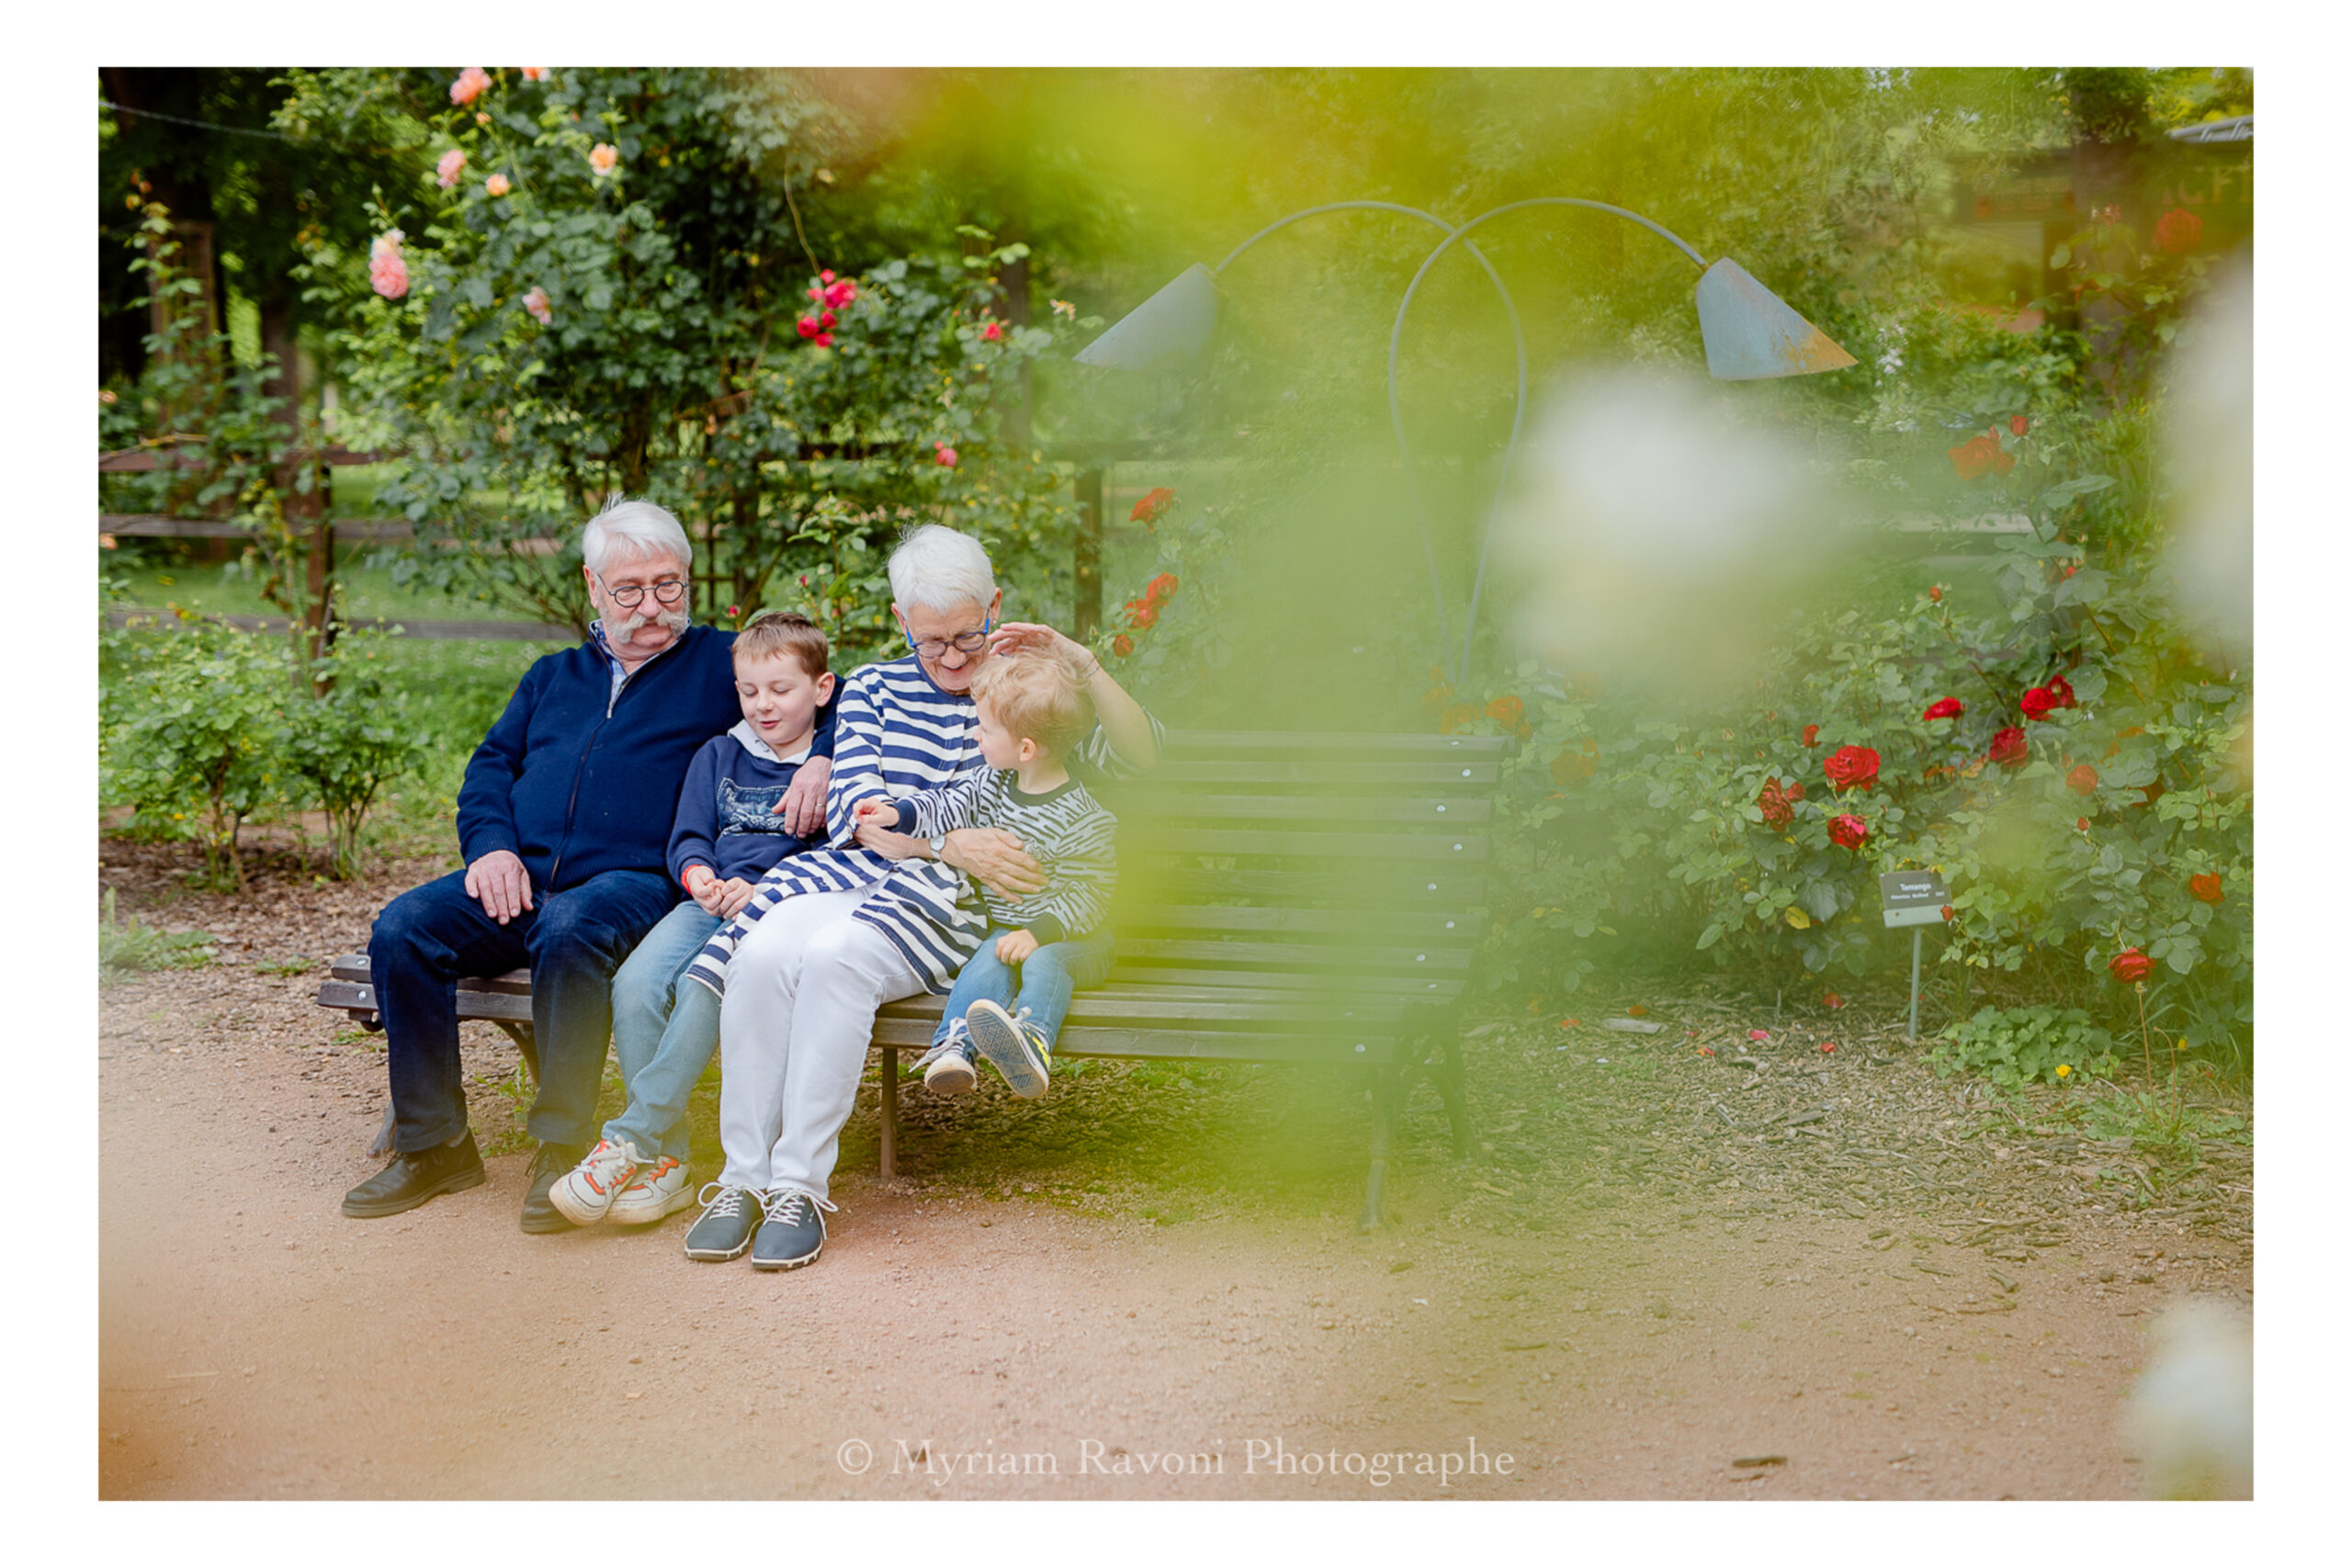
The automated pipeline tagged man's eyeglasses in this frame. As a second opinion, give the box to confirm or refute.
[906,614,993,660]
[595,571,689,610]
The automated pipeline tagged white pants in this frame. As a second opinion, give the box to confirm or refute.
[716,886,926,1200]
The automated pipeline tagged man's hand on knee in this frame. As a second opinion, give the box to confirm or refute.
[463,849,535,924]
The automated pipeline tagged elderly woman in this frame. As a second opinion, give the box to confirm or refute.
[679,525,1161,1270]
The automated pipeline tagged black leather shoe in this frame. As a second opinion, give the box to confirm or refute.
[520,1141,588,1234]
[342,1132,485,1219]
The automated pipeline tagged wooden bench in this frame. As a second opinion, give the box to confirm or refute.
[319,728,1506,1227]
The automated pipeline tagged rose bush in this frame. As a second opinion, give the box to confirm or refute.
[1466,441,2251,1070]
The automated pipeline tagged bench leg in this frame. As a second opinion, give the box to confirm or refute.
[1360,1065,1402,1234]
[878,1045,899,1179]
[1435,1032,1474,1158]
[492,1021,539,1085]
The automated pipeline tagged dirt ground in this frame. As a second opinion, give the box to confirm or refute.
[97,844,2253,1500]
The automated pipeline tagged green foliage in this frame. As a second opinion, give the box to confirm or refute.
[99,890,219,976]
[281,67,1086,665]
[285,631,427,879]
[101,615,296,891]
[1932,1005,2115,1088]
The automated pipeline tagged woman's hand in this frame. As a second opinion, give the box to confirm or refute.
[988,621,1092,672]
[853,824,925,862]
[772,755,832,837]
[944,827,1044,897]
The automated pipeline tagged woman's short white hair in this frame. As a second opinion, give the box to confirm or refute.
[582,497,693,575]
[888,524,997,615]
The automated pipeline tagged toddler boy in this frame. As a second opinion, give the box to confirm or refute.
[548,612,834,1226]
[851,648,1117,1099]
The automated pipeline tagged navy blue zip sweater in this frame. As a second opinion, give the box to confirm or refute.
[455,624,835,896]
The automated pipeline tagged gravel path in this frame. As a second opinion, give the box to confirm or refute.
[98,843,2252,1498]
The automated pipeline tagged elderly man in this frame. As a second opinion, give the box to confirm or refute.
[340,498,831,1229]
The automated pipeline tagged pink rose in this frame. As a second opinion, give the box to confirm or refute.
[981,321,1003,342]
[436,148,467,189]
[521,287,552,326]
[819,310,836,329]
[935,445,958,468]
[520,67,549,83]
[450,67,491,107]
[368,230,409,299]
[588,143,619,176]
[824,280,857,309]
[812,332,833,348]
[797,316,819,340]
[485,173,511,197]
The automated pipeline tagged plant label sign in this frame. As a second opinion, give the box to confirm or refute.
[1880,870,1951,929]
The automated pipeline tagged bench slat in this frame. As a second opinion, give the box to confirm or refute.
[870,1014,1405,1064]
[1130,828,1487,862]
[1110,792,1492,825]
[1138,760,1501,787]
[1115,903,1483,942]
[1121,866,1488,907]
[1168,730,1512,757]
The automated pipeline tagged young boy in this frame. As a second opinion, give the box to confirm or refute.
[851,648,1117,1099]
[548,612,834,1227]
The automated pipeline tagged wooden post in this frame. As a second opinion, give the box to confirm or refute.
[1073,468,1103,638]
[878,1046,899,1178]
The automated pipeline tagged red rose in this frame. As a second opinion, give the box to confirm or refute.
[1828,813,1869,849]
[1947,433,2017,480]
[1823,745,1881,793]
[2075,817,2089,832]
[981,321,1003,342]
[2066,763,2099,795]
[1821,992,1844,1010]
[1923,697,1964,722]
[1927,584,1944,602]
[1757,777,1792,829]
[2109,948,2154,985]
[1939,904,1954,922]
[1486,694,1524,728]
[2010,415,2029,437]
[796,316,819,339]
[1126,600,1159,629]
[1988,727,2029,767]
[2019,685,2058,721]
[1147,571,1180,604]
[2046,673,2076,709]
[2154,207,2204,254]
[1129,487,1176,525]
[1110,634,1133,657]
[1801,724,1821,748]
[2188,874,2223,904]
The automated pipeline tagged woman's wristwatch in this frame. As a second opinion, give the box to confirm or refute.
[927,833,948,860]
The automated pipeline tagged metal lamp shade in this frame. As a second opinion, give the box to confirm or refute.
[1073,263,1221,369]
[1693,258,1857,380]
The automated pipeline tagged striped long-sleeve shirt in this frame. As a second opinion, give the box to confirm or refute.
[685,652,1159,996]
[888,772,1116,946]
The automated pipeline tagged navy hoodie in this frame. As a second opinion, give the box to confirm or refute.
[455,624,834,896]
[667,722,825,886]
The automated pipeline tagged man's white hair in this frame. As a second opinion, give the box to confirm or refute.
[582,496,693,575]
[888,524,997,615]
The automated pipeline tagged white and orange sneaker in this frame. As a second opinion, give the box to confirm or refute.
[547,1137,646,1227]
[607,1156,694,1225]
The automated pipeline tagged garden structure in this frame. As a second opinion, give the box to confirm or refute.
[320,728,1510,1229]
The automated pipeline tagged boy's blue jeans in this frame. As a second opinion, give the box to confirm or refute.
[933,925,1116,1055]
[604,900,728,1163]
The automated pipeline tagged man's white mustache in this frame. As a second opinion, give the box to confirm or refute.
[615,605,692,636]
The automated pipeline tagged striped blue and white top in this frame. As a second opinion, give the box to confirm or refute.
[685,652,1159,997]
[891,771,1117,947]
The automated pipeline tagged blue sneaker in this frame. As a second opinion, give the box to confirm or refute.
[913,1018,978,1095]
[684,1182,760,1262]
[965,999,1052,1100]
[752,1188,835,1271]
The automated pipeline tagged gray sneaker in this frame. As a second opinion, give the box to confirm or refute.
[965,998,1052,1100]
[751,1188,835,1271]
[683,1182,760,1262]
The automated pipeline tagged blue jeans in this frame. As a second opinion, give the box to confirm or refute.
[602,900,727,1163]
[369,868,679,1154]
[933,925,1116,1054]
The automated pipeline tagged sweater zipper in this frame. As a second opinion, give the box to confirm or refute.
[547,635,680,891]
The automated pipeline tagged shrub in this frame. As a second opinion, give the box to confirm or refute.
[100,615,296,892]
[286,632,427,879]
[1931,1005,2116,1089]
